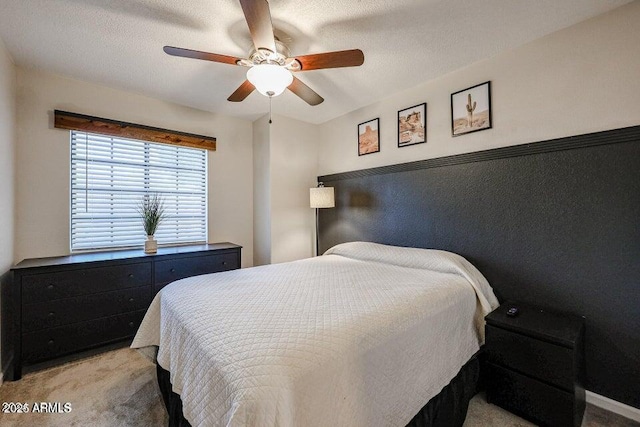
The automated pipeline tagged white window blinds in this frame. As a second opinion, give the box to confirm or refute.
[71,131,207,251]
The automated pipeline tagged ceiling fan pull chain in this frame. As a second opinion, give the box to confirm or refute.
[268,92,273,124]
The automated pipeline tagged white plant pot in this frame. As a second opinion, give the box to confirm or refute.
[144,235,158,254]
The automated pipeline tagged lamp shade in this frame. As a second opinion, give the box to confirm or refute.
[246,64,293,97]
[310,186,335,208]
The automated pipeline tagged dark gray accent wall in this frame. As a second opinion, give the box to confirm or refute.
[318,125,640,409]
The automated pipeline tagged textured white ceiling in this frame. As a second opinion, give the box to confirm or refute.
[0,0,631,124]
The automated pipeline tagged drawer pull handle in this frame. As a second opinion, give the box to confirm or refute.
[128,322,135,328]
[48,340,54,346]
[128,273,134,278]
[170,268,176,273]
[48,312,55,317]
[47,284,55,290]
[222,261,227,266]
[128,298,135,303]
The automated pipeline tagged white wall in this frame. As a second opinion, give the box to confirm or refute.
[252,114,319,265]
[269,114,318,263]
[0,36,16,380]
[0,38,15,273]
[15,68,254,267]
[252,114,271,266]
[318,1,640,175]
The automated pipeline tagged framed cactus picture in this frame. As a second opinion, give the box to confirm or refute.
[451,81,492,136]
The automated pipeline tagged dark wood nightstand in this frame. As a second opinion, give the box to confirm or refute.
[485,302,585,427]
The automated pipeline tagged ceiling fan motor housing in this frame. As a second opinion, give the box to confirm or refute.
[243,40,301,71]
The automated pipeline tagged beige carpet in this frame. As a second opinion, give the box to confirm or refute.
[0,348,167,426]
[0,347,637,426]
[464,392,639,427]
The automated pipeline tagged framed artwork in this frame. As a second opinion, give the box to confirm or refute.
[451,81,492,136]
[398,103,426,147]
[358,118,380,156]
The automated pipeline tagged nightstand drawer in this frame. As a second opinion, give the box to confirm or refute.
[487,363,577,427]
[486,324,575,391]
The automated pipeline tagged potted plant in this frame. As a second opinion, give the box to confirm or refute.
[139,193,165,254]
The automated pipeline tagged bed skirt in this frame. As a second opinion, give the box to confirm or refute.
[156,352,480,427]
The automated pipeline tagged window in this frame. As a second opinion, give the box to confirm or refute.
[71,131,207,251]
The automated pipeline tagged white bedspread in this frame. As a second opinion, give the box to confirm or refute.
[132,242,498,427]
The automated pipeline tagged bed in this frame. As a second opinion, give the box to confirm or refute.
[132,241,499,426]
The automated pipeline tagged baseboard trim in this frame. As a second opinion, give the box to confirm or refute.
[586,390,640,422]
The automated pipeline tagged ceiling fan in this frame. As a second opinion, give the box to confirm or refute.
[163,0,364,106]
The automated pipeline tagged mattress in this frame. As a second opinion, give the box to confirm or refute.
[132,241,499,427]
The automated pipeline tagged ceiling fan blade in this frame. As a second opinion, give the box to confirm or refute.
[239,0,277,54]
[228,80,256,102]
[293,49,364,71]
[288,77,324,106]
[164,46,242,66]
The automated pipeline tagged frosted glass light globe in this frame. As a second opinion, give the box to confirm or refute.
[247,64,293,97]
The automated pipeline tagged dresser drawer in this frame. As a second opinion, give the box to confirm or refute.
[22,286,152,333]
[22,262,152,303]
[487,363,579,427]
[154,252,239,287]
[22,310,146,362]
[486,324,575,391]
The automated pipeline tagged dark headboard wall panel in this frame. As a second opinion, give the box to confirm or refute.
[318,125,640,408]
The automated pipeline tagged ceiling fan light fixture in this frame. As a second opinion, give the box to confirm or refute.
[247,64,293,97]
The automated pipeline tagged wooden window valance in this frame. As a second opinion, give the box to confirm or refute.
[54,110,216,151]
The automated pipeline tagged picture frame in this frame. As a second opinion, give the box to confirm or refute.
[358,118,380,156]
[398,103,427,147]
[451,81,492,137]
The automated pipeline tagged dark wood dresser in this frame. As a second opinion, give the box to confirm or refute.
[485,302,585,427]
[5,242,241,380]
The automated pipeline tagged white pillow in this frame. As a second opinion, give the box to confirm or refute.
[324,241,499,317]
